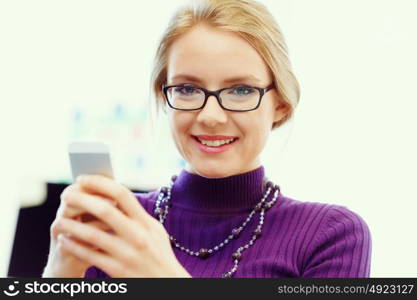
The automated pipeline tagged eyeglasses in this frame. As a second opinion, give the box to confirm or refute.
[162,83,275,112]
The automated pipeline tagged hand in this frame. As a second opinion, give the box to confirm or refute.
[44,182,114,277]
[52,175,191,278]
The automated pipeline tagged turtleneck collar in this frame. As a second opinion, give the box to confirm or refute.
[170,166,267,213]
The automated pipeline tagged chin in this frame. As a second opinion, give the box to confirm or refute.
[189,162,239,178]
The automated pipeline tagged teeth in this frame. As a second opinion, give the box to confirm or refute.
[197,138,236,147]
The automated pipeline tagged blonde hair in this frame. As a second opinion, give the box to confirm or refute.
[150,0,300,129]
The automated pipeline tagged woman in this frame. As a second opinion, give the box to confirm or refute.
[43,0,371,278]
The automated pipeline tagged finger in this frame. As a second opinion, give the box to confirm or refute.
[60,184,87,218]
[60,182,83,202]
[77,175,148,222]
[61,183,116,231]
[57,232,98,249]
[52,219,109,245]
[58,202,112,232]
[61,203,84,219]
[57,233,122,276]
[63,189,145,240]
[56,218,128,259]
[61,184,116,219]
[85,220,115,234]
[78,195,117,222]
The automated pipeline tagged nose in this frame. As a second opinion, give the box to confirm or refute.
[196,95,228,127]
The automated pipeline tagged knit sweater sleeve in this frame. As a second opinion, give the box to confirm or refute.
[84,266,109,278]
[301,205,372,278]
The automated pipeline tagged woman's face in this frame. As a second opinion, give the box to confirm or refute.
[166,23,287,178]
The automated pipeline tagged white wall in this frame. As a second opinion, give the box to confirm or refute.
[263,0,417,277]
[0,0,416,277]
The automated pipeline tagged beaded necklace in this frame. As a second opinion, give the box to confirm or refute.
[153,175,281,278]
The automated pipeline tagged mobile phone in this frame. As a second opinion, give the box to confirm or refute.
[68,142,114,182]
[68,142,114,223]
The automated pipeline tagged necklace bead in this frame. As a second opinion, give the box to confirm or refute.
[265,181,274,189]
[263,202,273,211]
[254,202,263,212]
[198,248,210,259]
[232,251,242,261]
[154,207,163,216]
[169,236,176,246]
[253,228,262,237]
[232,228,242,236]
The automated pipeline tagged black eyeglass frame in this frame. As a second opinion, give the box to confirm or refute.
[162,83,275,112]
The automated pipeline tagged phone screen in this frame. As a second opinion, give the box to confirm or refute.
[68,142,114,182]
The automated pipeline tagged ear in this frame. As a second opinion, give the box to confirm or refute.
[272,100,290,124]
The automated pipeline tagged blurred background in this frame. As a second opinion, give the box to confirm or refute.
[0,0,416,277]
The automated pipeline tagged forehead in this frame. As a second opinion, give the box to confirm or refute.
[167,24,271,85]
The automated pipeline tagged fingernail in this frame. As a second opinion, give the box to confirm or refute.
[58,233,70,240]
[57,233,63,240]
[76,175,85,183]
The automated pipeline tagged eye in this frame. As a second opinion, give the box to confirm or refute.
[173,85,200,95]
[229,86,255,96]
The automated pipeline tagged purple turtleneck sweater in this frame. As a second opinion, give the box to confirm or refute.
[84,166,371,278]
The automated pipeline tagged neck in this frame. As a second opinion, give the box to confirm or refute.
[184,159,262,179]
[170,165,267,213]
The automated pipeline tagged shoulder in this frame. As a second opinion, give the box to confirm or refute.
[279,196,373,277]
[322,203,371,235]
[270,194,372,256]
[275,195,372,277]
[274,195,371,234]
[315,201,372,250]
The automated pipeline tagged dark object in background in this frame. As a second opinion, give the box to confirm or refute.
[7,182,144,277]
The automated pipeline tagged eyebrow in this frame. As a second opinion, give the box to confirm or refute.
[170,74,262,85]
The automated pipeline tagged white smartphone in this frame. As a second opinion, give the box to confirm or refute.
[68,142,114,182]
[68,142,114,223]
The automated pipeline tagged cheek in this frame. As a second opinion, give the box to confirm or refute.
[238,113,272,153]
[244,125,269,153]
[169,112,186,134]
[169,112,193,149]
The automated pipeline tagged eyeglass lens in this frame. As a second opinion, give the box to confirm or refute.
[166,86,260,110]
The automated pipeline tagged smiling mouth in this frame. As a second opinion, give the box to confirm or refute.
[192,135,239,147]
